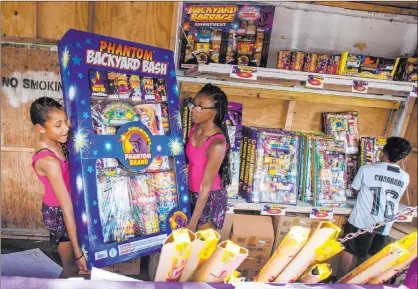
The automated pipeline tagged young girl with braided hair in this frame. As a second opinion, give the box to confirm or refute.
[186,84,231,232]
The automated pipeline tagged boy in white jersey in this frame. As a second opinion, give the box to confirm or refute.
[337,137,412,280]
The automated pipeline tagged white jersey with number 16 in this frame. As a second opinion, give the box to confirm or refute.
[348,163,409,236]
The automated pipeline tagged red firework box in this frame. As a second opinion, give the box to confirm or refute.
[303,53,318,73]
[290,51,305,71]
[316,54,329,74]
[327,55,341,75]
[276,50,292,70]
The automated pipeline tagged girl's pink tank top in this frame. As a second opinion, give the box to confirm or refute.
[32,149,71,207]
[186,124,229,193]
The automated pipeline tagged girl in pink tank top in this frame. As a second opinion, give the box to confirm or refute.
[185,84,231,232]
[30,97,87,276]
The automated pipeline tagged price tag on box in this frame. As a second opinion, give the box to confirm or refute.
[226,202,235,214]
[306,75,324,88]
[310,208,334,220]
[410,85,418,97]
[230,65,258,80]
[352,80,369,94]
[261,205,286,216]
[395,214,414,223]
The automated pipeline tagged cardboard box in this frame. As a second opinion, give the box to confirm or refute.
[148,253,160,281]
[272,213,347,253]
[230,214,274,279]
[100,257,141,275]
[218,213,234,242]
[79,257,141,276]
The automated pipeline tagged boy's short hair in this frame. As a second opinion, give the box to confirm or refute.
[382,137,412,163]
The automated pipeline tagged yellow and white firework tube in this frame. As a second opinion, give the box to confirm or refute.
[337,242,410,284]
[224,271,246,284]
[255,226,310,282]
[179,229,220,282]
[299,263,332,283]
[154,228,195,282]
[368,231,418,284]
[193,240,248,282]
[275,221,341,283]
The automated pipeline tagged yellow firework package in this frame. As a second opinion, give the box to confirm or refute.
[179,229,220,282]
[154,228,194,282]
[255,226,310,282]
[299,263,332,283]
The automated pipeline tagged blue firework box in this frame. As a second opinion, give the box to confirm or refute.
[58,29,190,268]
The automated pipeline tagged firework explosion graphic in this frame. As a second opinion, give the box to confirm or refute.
[173,109,183,131]
[61,47,70,68]
[81,244,89,261]
[73,126,92,155]
[167,136,183,156]
[179,162,189,185]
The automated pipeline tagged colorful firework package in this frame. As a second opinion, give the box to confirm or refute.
[59,30,189,268]
[89,70,109,97]
[360,137,387,166]
[180,4,275,69]
[312,139,347,207]
[116,73,131,100]
[225,102,243,199]
[345,154,359,197]
[129,175,160,236]
[276,50,292,70]
[129,75,142,101]
[239,127,299,205]
[154,172,178,232]
[96,174,135,243]
[107,72,118,99]
[154,78,167,101]
[323,111,359,154]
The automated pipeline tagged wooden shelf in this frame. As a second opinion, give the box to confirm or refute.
[179,63,415,101]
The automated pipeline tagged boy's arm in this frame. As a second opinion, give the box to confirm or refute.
[351,166,364,193]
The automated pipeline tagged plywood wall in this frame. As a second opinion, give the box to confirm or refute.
[400,100,417,207]
[1,1,178,50]
[1,45,62,229]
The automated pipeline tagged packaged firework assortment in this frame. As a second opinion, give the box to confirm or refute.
[181,97,243,199]
[180,4,275,69]
[322,111,359,197]
[239,127,299,205]
[89,69,168,101]
[276,50,341,75]
[359,137,387,166]
[58,30,190,268]
[311,139,347,207]
[394,56,418,82]
[92,101,170,136]
[322,112,359,155]
[338,52,400,80]
[276,50,415,82]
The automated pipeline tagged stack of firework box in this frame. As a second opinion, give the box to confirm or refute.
[322,112,359,198]
[359,137,387,166]
[239,126,348,208]
[181,97,243,199]
[276,50,417,82]
[238,127,300,205]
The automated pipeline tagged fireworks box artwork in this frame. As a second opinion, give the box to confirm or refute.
[58,29,190,268]
[180,4,275,69]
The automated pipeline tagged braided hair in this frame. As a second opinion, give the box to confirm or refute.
[197,84,232,188]
[30,96,62,126]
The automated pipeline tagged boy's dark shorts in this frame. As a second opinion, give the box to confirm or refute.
[343,222,389,258]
